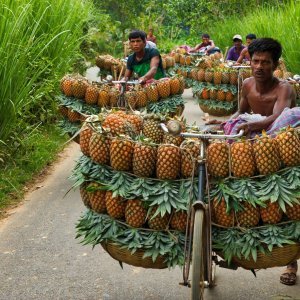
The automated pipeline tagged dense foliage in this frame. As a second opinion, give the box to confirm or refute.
[0,0,93,143]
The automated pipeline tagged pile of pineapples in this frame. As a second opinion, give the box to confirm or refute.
[58,74,186,127]
[95,55,126,79]
[73,110,205,267]
[207,128,300,265]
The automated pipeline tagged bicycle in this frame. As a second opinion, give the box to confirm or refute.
[161,120,244,300]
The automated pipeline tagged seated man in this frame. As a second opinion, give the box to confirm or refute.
[226,34,246,62]
[124,30,165,84]
[146,27,157,45]
[235,33,257,65]
[208,38,299,285]
[189,33,220,55]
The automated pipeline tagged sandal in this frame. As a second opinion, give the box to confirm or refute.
[280,265,297,286]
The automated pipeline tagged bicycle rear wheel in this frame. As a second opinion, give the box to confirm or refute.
[191,209,205,300]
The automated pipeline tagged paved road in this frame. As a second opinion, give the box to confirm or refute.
[0,88,299,300]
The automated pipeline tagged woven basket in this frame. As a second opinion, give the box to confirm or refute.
[217,243,300,270]
[101,242,168,269]
[199,104,235,117]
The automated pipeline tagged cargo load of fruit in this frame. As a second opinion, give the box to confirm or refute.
[207,127,300,269]
[73,111,201,268]
[73,110,300,269]
[57,74,186,140]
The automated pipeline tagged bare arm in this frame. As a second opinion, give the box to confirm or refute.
[138,56,160,83]
[189,43,201,53]
[206,39,215,52]
[124,69,133,81]
[235,48,247,65]
[237,82,295,134]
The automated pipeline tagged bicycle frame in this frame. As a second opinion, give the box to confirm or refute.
[161,122,244,298]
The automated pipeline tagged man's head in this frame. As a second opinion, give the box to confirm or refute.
[201,33,210,44]
[248,38,282,82]
[246,33,256,45]
[232,34,243,48]
[128,30,147,52]
[248,38,282,63]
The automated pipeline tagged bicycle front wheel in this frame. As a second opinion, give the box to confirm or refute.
[191,209,205,300]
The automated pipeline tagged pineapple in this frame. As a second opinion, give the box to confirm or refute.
[273,69,283,78]
[79,124,93,156]
[132,138,157,177]
[204,69,214,83]
[197,69,206,82]
[221,70,230,84]
[102,113,126,136]
[285,202,300,220]
[135,87,148,108]
[229,70,238,85]
[145,83,159,102]
[275,127,300,167]
[71,78,88,99]
[110,137,134,171]
[231,140,256,177]
[207,141,230,178]
[236,201,260,227]
[60,75,74,96]
[181,139,201,178]
[253,132,281,175]
[216,89,226,101]
[156,144,181,180]
[88,182,107,214]
[58,105,69,118]
[163,119,185,146]
[225,91,235,102]
[125,199,147,228]
[142,116,164,144]
[213,69,222,85]
[209,87,217,100]
[124,90,137,109]
[201,88,210,100]
[190,68,198,81]
[170,210,188,232]
[124,114,143,133]
[105,191,126,219]
[79,182,91,208]
[89,131,111,165]
[98,88,110,107]
[212,197,234,227]
[260,201,283,224]
[157,79,170,99]
[109,88,120,107]
[85,84,99,104]
[67,109,81,123]
[147,206,170,230]
[178,76,185,93]
[169,77,181,95]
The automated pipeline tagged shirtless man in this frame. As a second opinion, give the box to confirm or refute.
[235,33,256,65]
[210,37,298,285]
[235,37,296,136]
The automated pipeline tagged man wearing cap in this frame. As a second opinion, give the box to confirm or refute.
[235,33,257,64]
[226,34,245,61]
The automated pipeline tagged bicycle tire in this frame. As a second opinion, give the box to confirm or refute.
[191,209,205,300]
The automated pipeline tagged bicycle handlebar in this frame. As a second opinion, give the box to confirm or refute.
[111,80,140,85]
[160,122,244,140]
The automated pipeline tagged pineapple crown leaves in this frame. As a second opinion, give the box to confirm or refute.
[58,119,81,135]
[108,171,134,198]
[127,178,160,201]
[210,181,239,212]
[212,222,300,264]
[260,225,296,252]
[135,134,157,147]
[226,179,265,209]
[86,182,110,192]
[197,99,237,110]
[257,174,300,212]
[281,166,300,190]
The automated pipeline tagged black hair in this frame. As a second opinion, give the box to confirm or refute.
[246,33,256,40]
[128,30,146,42]
[202,33,210,39]
[248,38,282,63]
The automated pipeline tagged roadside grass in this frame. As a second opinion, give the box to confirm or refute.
[0,125,68,216]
